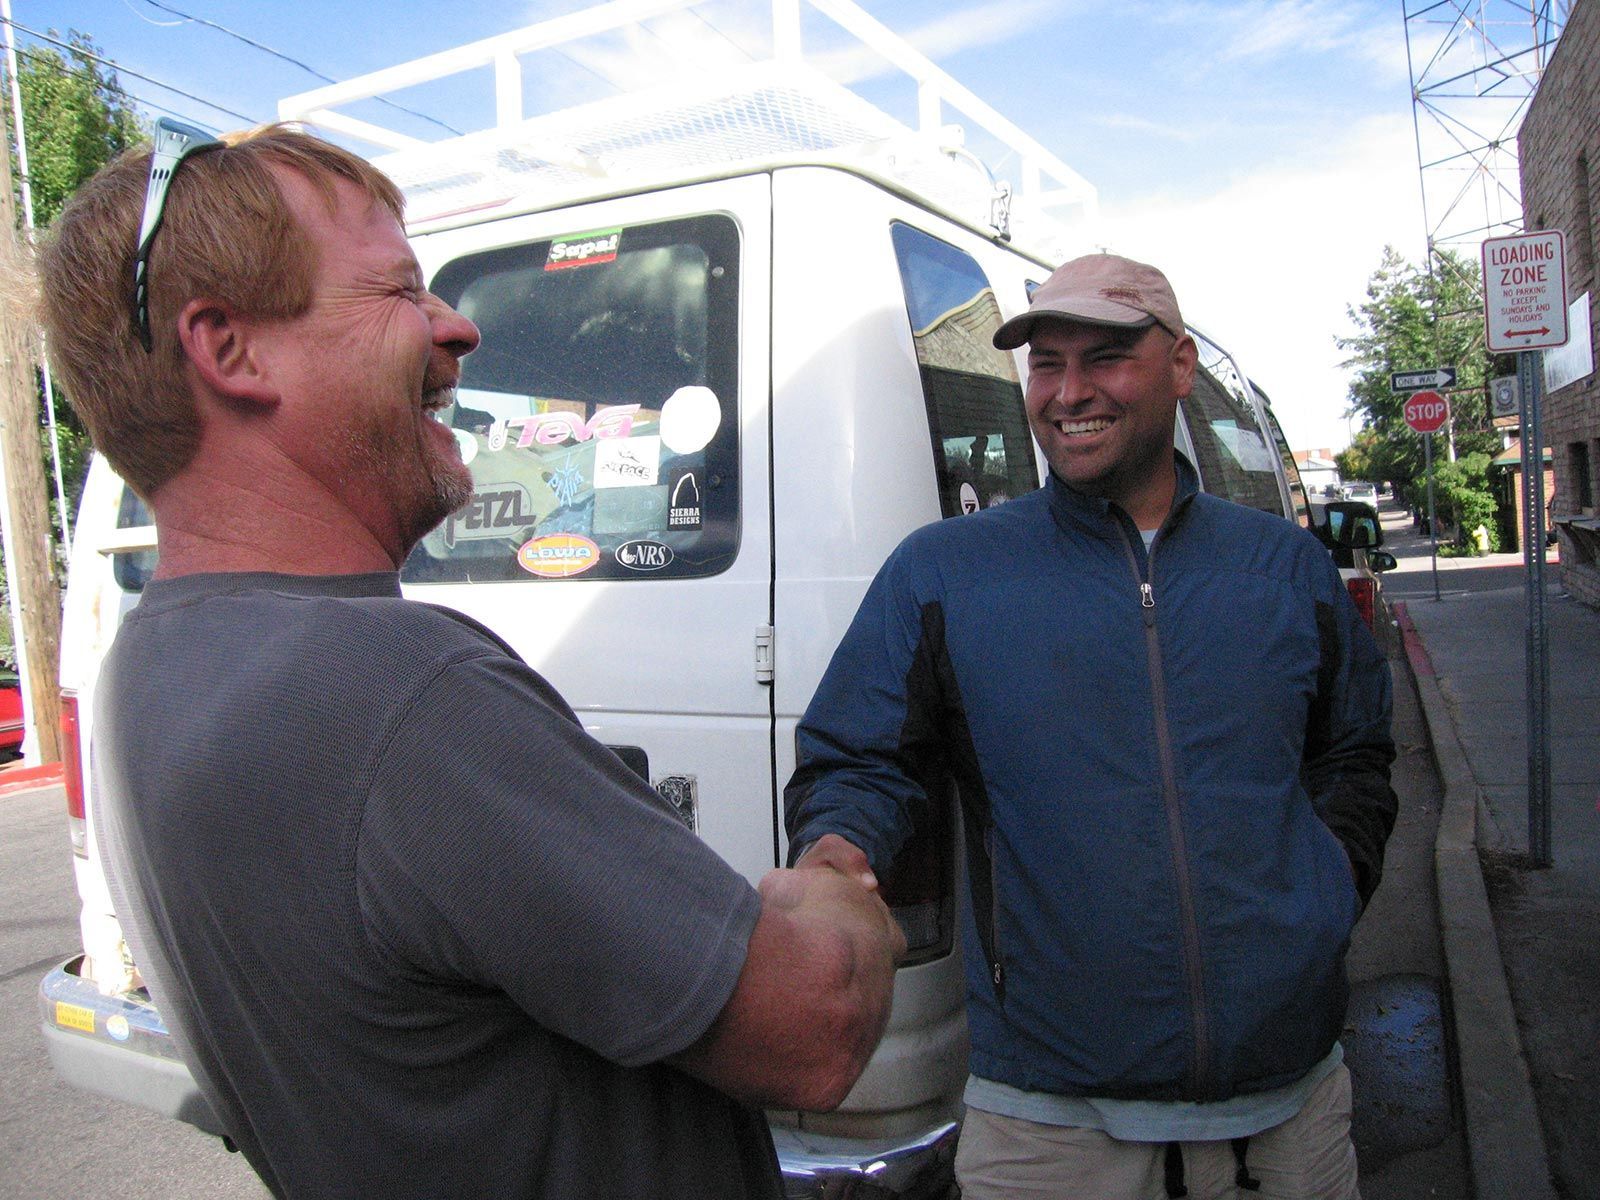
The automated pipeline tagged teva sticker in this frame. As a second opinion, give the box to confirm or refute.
[959,482,980,515]
[667,469,702,530]
[443,484,536,548]
[55,1001,95,1033]
[487,404,638,451]
[615,539,675,571]
[659,386,722,455]
[545,227,622,271]
[105,1014,131,1042]
[452,427,479,466]
[518,533,600,578]
[593,436,661,489]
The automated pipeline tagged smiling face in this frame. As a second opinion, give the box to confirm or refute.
[268,169,481,559]
[1023,319,1197,529]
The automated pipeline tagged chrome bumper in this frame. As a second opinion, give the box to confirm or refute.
[773,1119,960,1199]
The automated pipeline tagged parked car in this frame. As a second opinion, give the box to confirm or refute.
[0,669,23,760]
[1318,500,1397,637]
[39,8,1331,1197]
[1341,480,1379,507]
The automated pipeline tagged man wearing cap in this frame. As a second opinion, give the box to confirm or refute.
[784,253,1395,1199]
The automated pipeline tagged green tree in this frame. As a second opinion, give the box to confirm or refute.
[7,32,144,226]
[1337,246,1509,543]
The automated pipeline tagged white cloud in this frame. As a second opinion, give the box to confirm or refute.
[1095,113,1427,452]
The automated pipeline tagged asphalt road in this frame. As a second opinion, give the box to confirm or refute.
[0,784,267,1199]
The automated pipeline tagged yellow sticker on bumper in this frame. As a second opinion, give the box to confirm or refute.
[55,1001,96,1033]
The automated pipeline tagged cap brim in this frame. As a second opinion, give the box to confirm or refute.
[992,308,1156,351]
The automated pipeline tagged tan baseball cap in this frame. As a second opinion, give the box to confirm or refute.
[993,252,1185,349]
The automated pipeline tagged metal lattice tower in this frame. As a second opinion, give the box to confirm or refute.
[1403,0,1568,281]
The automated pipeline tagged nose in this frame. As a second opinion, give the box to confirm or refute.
[427,293,481,359]
[1050,359,1095,407]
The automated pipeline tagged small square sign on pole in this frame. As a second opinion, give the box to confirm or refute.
[1481,230,1568,353]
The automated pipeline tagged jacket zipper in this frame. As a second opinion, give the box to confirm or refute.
[986,825,1006,1002]
[1119,528,1212,1098]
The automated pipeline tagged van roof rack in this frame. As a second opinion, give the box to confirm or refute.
[277,0,1096,257]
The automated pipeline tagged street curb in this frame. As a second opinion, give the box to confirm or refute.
[0,759,63,797]
[1392,601,1557,1200]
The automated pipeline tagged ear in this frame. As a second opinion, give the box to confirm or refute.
[176,298,280,408]
[1169,333,1199,399]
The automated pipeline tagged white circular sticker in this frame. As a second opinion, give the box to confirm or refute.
[659,386,722,455]
[452,427,478,466]
[106,1014,130,1042]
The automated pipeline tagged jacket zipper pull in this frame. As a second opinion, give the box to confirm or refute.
[1140,582,1155,610]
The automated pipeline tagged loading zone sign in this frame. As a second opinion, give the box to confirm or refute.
[1482,231,1568,353]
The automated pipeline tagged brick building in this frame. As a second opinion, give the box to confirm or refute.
[1519,0,1600,606]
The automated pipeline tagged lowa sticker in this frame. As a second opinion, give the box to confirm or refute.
[518,533,600,578]
[545,228,622,271]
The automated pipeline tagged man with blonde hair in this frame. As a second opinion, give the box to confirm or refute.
[41,121,902,1199]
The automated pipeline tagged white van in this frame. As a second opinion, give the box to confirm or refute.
[41,7,1322,1196]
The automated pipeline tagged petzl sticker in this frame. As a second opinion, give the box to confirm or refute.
[593,435,661,489]
[546,228,622,271]
[518,533,600,578]
[615,539,675,571]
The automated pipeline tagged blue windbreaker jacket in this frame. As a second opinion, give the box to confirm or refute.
[785,461,1396,1103]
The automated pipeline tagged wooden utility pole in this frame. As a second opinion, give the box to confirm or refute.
[0,115,62,763]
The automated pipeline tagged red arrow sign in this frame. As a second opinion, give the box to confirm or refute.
[1404,389,1450,434]
[1505,327,1552,338]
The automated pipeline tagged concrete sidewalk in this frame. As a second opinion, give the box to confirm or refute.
[1381,505,1598,1200]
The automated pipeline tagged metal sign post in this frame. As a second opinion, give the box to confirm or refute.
[1483,229,1565,869]
[1517,351,1552,868]
[1402,389,1450,603]
[1424,432,1440,601]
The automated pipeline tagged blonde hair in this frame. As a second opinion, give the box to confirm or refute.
[37,123,405,497]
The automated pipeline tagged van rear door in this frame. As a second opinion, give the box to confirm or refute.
[404,176,778,883]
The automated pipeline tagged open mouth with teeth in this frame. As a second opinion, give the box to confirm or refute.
[1058,416,1113,438]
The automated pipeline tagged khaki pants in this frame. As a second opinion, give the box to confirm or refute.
[954,1065,1360,1200]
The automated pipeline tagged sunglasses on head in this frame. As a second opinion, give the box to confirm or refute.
[132,118,224,352]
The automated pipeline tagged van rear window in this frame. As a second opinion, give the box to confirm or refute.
[403,214,741,584]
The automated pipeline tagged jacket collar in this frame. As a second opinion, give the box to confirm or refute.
[1045,451,1200,539]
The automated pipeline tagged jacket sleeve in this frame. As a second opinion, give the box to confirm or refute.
[1303,565,1399,909]
[783,542,951,875]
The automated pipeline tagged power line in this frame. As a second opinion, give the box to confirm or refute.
[131,0,462,136]
[1,15,257,124]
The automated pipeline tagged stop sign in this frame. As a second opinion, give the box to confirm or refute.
[1404,389,1450,434]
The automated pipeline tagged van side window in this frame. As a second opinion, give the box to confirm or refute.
[890,223,1038,518]
[1184,334,1285,517]
[113,487,158,592]
[403,214,741,583]
[1260,397,1311,529]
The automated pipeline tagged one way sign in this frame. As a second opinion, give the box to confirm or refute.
[1390,367,1457,393]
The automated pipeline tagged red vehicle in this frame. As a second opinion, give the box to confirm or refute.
[0,669,24,759]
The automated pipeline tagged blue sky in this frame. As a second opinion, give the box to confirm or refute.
[6,0,1433,451]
